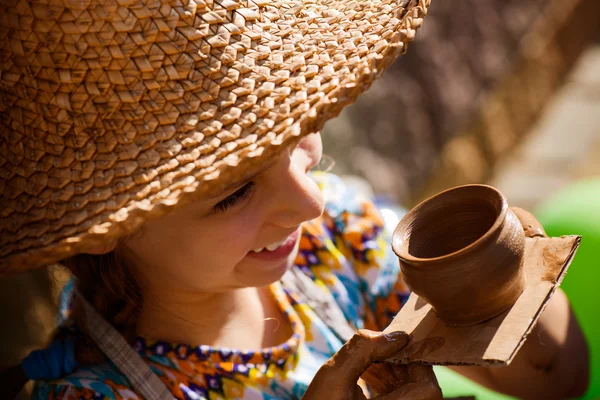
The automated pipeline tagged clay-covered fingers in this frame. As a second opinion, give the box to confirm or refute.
[361,362,409,395]
[511,207,547,238]
[407,364,439,385]
[303,330,409,400]
[324,330,409,387]
[374,364,442,400]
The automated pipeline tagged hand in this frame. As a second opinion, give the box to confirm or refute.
[303,330,442,400]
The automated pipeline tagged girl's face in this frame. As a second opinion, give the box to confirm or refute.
[121,132,324,294]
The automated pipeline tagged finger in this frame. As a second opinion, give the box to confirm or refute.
[362,363,407,395]
[365,364,436,397]
[364,363,410,395]
[511,207,547,238]
[408,364,438,385]
[322,330,409,387]
[375,382,443,400]
[392,363,410,386]
[374,367,442,400]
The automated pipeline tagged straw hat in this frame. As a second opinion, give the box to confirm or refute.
[0,0,430,274]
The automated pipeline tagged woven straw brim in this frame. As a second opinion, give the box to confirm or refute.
[0,0,430,275]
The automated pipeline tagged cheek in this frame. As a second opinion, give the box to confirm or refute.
[124,197,269,291]
[176,214,265,289]
[180,213,263,279]
[125,217,255,287]
[206,218,258,261]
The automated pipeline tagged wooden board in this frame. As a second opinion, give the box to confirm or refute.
[384,236,580,366]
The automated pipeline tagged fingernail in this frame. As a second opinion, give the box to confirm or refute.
[384,331,407,341]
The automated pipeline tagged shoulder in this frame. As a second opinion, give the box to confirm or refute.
[32,362,139,400]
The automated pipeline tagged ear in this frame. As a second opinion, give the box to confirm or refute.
[86,240,118,255]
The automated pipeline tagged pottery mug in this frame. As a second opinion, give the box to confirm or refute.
[392,185,526,327]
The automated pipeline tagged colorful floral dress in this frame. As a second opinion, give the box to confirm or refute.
[32,172,411,400]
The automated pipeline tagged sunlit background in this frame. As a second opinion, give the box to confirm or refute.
[2,1,599,398]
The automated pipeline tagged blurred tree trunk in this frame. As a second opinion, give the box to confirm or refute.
[323,0,600,206]
[418,0,600,202]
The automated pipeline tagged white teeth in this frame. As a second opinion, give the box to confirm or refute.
[265,243,280,251]
[253,239,285,253]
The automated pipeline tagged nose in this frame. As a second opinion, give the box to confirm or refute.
[265,152,324,229]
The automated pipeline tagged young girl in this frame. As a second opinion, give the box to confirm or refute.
[0,0,588,398]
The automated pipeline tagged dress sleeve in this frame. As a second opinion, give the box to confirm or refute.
[303,173,411,331]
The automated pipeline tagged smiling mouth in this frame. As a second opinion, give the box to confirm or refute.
[250,228,301,254]
[252,238,287,253]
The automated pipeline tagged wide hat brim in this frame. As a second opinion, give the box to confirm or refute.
[0,0,430,274]
[384,235,581,366]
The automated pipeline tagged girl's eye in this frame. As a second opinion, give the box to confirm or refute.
[213,181,255,213]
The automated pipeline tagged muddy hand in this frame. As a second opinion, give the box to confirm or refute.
[511,207,547,238]
[361,361,442,399]
[303,330,442,400]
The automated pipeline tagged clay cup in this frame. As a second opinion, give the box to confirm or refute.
[392,185,526,326]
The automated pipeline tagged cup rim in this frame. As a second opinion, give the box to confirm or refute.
[392,184,508,265]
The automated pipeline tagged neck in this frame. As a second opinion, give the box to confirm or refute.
[136,285,286,350]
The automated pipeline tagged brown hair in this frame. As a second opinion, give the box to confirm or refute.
[61,248,142,364]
